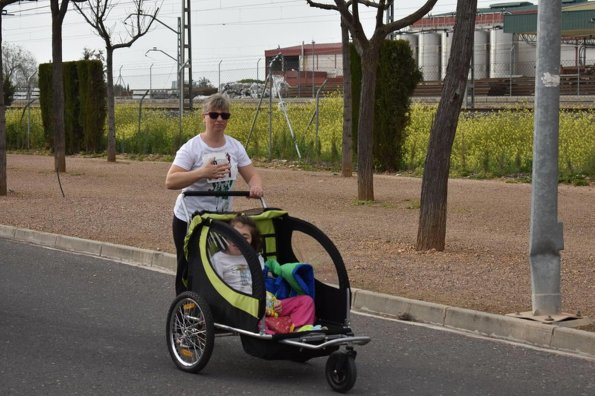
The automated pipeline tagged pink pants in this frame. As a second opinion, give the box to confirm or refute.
[278,295,315,328]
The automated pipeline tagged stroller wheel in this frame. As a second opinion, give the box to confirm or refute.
[166,291,214,373]
[325,351,357,393]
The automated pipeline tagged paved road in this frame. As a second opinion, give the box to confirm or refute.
[1,239,593,395]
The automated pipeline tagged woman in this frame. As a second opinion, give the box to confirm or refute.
[165,93,264,295]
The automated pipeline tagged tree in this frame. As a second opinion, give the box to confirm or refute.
[2,42,38,88]
[3,76,15,106]
[350,40,422,172]
[74,0,158,162]
[307,0,437,201]
[416,0,478,251]
[340,17,353,177]
[0,0,22,196]
[51,0,87,173]
[195,77,213,88]
[82,47,104,62]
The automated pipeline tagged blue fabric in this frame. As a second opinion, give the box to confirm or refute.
[263,259,315,299]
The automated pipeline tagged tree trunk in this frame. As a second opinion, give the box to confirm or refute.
[356,46,380,201]
[0,15,5,195]
[416,0,478,251]
[51,1,66,173]
[106,47,116,162]
[341,19,352,178]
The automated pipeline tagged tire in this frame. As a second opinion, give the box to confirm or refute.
[325,351,357,393]
[166,291,214,373]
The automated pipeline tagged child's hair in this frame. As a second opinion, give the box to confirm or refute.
[230,215,262,252]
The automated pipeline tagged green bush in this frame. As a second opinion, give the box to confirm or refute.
[350,40,422,172]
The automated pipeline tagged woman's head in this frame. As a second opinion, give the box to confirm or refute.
[229,215,262,252]
[202,93,230,113]
[202,93,231,127]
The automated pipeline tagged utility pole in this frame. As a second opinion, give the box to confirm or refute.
[182,0,192,110]
[526,0,568,322]
[386,2,395,39]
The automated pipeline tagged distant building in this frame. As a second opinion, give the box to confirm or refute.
[264,42,344,96]
[264,0,595,88]
[400,0,595,81]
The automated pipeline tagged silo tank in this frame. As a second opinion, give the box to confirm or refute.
[474,30,489,79]
[396,34,418,63]
[419,32,441,81]
[441,31,453,80]
[490,29,513,78]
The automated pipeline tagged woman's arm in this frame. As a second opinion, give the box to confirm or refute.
[238,164,264,198]
[165,162,230,190]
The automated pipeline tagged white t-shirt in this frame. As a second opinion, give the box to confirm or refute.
[211,251,265,294]
[172,134,252,221]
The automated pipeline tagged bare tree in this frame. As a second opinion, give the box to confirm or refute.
[307,0,437,201]
[73,0,158,162]
[416,0,478,251]
[2,42,38,88]
[0,0,21,196]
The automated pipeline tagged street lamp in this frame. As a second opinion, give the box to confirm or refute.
[126,13,188,108]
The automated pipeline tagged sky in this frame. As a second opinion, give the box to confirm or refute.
[2,0,500,90]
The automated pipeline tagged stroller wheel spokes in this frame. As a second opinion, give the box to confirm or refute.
[166,292,214,373]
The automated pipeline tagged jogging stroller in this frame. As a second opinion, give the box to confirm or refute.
[166,191,370,393]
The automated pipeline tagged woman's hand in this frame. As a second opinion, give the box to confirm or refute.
[202,159,231,180]
[249,184,264,198]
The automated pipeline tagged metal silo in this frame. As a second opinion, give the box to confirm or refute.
[474,30,489,80]
[441,31,453,80]
[396,33,418,64]
[419,32,441,81]
[516,40,535,77]
[490,28,514,78]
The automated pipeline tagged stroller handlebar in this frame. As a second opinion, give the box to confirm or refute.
[183,191,251,197]
[181,191,267,216]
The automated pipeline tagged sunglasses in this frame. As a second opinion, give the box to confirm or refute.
[205,111,231,120]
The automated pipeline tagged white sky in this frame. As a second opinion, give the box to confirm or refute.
[3,0,499,89]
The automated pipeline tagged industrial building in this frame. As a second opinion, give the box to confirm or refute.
[264,0,595,96]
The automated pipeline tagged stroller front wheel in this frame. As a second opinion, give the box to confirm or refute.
[325,350,357,393]
[166,291,214,373]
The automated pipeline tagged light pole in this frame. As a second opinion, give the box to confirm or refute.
[127,13,184,106]
[256,58,261,81]
[218,60,223,92]
[149,63,153,98]
[24,70,38,149]
[145,47,184,141]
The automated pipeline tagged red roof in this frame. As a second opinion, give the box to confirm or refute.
[265,42,342,57]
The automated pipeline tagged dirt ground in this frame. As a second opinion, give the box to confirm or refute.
[1,154,593,324]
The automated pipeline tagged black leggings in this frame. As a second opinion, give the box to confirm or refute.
[172,215,189,295]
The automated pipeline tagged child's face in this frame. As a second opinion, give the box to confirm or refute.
[226,223,253,256]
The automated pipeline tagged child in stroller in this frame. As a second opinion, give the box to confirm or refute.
[166,191,370,393]
[212,215,316,334]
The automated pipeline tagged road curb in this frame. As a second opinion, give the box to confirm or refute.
[352,289,594,358]
[2,224,593,359]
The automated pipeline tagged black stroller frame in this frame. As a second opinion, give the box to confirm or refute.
[166,191,370,393]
